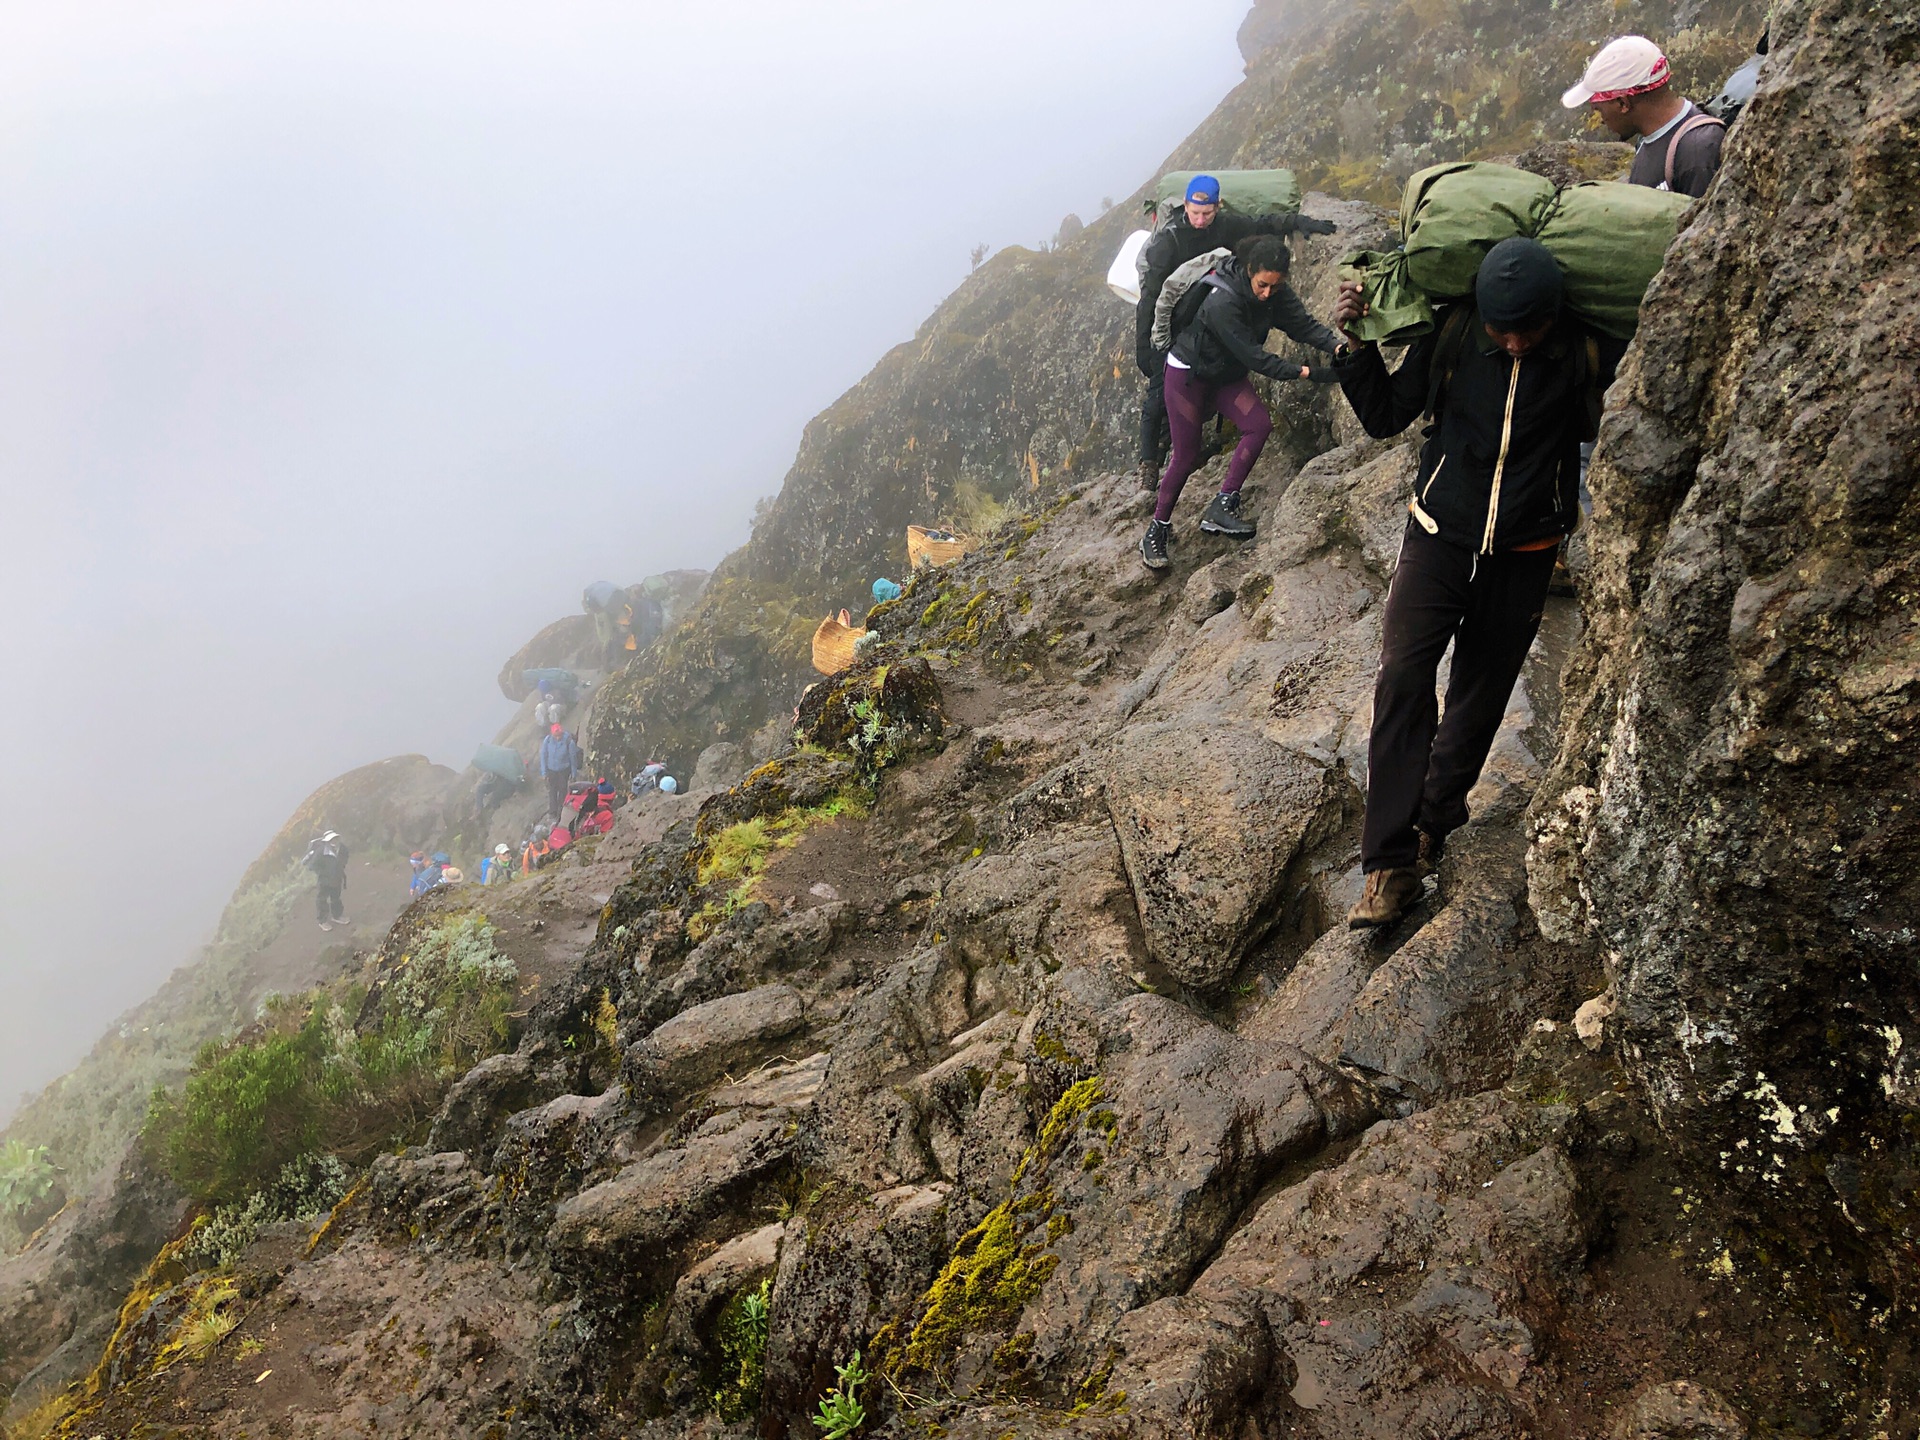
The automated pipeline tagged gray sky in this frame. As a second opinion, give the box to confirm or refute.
[0,0,1251,1119]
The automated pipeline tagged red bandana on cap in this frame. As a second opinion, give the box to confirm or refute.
[1588,52,1672,103]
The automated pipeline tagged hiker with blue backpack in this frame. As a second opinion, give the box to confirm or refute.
[1138,233,1341,570]
[539,722,582,820]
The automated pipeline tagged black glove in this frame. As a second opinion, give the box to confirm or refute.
[1136,346,1166,380]
[1300,361,1339,384]
[1297,216,1339,236]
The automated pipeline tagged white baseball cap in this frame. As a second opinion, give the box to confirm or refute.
[1562,35,1672,108]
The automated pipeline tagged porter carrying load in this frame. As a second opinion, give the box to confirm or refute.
[1339,162,1692,346]
[1107,169,1305,306]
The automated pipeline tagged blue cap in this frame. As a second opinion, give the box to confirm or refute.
[872,578,903,603]
[1186,174,1221,205]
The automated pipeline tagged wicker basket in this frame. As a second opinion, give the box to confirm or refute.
[907,524,975,570]
[811,614,867,675]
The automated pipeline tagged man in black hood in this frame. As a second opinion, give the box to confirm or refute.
[1330,237,1626,929]
[1134,174,1338,488]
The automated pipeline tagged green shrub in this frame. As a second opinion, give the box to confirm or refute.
[712,1277,772,1419]
[144,914,518,1205]
[0,1140,57,1218]
[180,1153,352,1271]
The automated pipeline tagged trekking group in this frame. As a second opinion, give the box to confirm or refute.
[297,34,1737,944]
[1126,35,1728,932]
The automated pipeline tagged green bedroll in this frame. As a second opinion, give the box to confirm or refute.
[1533,182,1697,340]
[1341,162,1693,344]
[1400,162,1556,297]
[1153,169,1302,219]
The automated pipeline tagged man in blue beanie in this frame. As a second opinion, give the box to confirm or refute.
[1329,237,1628,929]
[1134,174,1340,489]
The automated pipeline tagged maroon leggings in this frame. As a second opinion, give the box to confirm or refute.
[1154,365,1275,523]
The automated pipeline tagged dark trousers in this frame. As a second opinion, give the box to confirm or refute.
[546,770,571,818]
[1138,361,1169,466]
[315,877,345,922]
[1361,521,1559,872]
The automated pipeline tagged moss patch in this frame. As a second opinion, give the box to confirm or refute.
[879,1077,1106,1384]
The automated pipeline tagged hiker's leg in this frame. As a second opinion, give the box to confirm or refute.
[1362,523,1473,873]
[1419,544,1558,842]
[316,884,330,923]
[1214,380,1274,496]
[1139,361,1168,468]
[1154,367,1212,524]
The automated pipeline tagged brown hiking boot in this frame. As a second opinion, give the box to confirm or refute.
[1347,867,1423,930]
[1416,829,1445,878]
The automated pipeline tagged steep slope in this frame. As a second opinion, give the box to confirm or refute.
[586,0,1765,778]
[17,0,1915,1437]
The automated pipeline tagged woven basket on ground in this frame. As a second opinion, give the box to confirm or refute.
[907,525,975,570]
[811,614,867,675]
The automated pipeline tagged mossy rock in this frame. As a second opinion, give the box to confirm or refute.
[794,653,946,767]
[694,750,865,836]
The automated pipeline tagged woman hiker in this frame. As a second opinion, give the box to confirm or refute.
[1140,233,1339,570]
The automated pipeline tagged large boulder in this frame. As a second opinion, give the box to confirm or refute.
[1103,726,1337,992]
[1528,0,1920,1295]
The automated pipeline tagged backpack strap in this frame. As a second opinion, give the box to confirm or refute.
[1665,112,1727,189]
[1575,334,1606,443]
[1423,304,1477,421]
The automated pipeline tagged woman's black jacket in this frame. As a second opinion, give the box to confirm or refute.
[1168,257,1339,388]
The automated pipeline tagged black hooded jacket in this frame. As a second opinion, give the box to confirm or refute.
[1135,210,1322,368]
[1166,256,1339,388]
[1333,308,1626,553]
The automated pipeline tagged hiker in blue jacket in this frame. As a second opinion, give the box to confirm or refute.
[539,723,582,819]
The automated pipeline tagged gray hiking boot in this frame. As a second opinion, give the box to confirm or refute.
[1140,519,1171,570]
[1347,867,1423,929]
[1135,460,1160,492]
[1199,490,1255,538]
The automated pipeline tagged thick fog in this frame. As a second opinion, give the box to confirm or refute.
[0,2,1251,1119]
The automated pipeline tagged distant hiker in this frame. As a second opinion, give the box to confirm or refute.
[1330,237,1626,930]
[1562,36,1725,198]
[659,775,679,795]
[871,577,903,605]
[1135,174,1338,488]
[304,832,350,931]
[1140,235,1339,570]
[521,825,552,876]
[539,722,582,819]
[440,859,466,885]
[410,852,447,893]
[481,843,514,885]
[631,761,668,797]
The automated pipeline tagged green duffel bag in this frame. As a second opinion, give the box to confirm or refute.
[1534,181,1694,339]
[1338,250,1436,346]
[1154,169,1302,218]
[1399,162,1557,298]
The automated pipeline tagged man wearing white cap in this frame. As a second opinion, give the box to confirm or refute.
[1562,36,1726,198]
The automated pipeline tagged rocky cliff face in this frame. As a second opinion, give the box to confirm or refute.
[1530,0,1920,1301]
